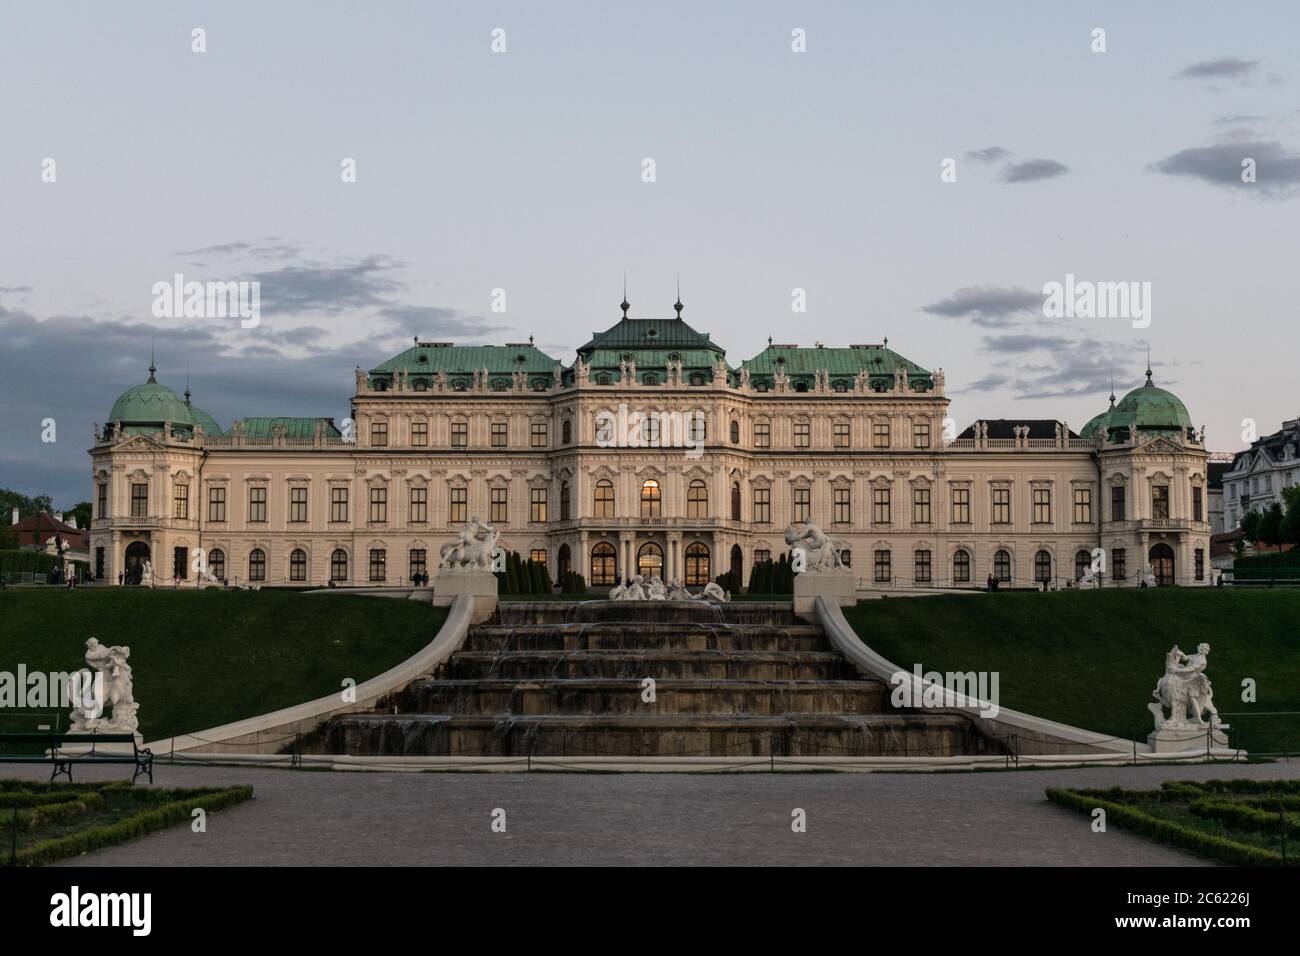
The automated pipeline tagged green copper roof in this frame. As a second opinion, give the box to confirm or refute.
[108,372,196,428]
[188,403,222,435]
[369,343,560,385]
[1107,375,1193,434]
[230,417,342,439]
[741,345,931,384]
[1079,408,1112,439]
[577,316,724,357]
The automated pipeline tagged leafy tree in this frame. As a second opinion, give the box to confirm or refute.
[66,501,92,529]
[1260,502,1285,547]
[1281,486,1300,546]
[0,488,54,522]
[1241,510,1262,543]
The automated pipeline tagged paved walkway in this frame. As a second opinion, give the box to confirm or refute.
[9,759,1298,866]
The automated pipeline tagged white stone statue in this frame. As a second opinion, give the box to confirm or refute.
[645,575,668,600]
[1078,564,1099,589]
[69,638,140,736]
[1149,643,1222,731]
[1141,562,1158,588]
[139,559,154,588]
[438,516,500,571]
[785,522,847,573]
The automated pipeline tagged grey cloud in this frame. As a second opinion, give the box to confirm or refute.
[248,256,405,316]
[981,334,1062,353]
[921,286,1042,327]
[964,146,1011,164]
[1000,159,1069,183]
[377,305,505,341]
[1150,139,1300,197]
[1175,58,1260,81]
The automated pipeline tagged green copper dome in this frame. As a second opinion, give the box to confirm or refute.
[1106,372,1193,437]
[1079,408,1112,439]
[188,404,222,435]
[107,366,196,429]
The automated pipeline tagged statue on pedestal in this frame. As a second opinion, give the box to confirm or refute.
[69,638,140,736]
[438,517,500,571]
[785,522,848,572]
[1149,643,1223,731]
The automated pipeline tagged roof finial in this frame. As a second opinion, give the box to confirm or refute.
[1108,371,1115,407]
[674,274,683,318]
[621,273,629,319]
[1145,344,1153,385]
[148,340,156,383]
[184,362,191,404]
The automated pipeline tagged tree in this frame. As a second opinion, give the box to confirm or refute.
[1281,486,1300,546]
[1241,509,1262,543]
[1260,502,1285,548]
[66,501,92,530]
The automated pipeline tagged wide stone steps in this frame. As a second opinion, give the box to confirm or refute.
[324,712,981,758]
[442,649,856,681]
[463,623,828,654]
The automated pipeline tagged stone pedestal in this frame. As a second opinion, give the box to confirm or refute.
[1147,724,1230,753]
[433,569,499,623]
[793,571,857,619]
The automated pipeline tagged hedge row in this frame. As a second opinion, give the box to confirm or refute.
[1189,798,1300,837]
[1170,778,1300,796]
[0,790,105,809]
[1236,550,1300,569]
[9,784,254,867]
[13,792,103,830]
[1045,787,1288,866]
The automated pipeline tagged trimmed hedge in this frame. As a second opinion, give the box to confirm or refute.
[15,792,104,830]
[1046,786,1287,866]
[1189,798,1300,837]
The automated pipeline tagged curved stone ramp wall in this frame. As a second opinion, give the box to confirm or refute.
[147,592,475,756]
[815,596,1146,757]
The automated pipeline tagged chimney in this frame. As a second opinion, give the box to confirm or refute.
[67,515,77,529]
[55,512,63,524]
[10,507,17,525]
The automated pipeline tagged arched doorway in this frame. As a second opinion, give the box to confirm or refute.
[685,542,711,586]
[590,542,616,586]
[729,544,742,582]
[124,541,150,586]
[637,541,664,579]
[557,544,572,579]
[1149,543,1175,586]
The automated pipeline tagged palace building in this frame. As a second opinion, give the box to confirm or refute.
[89,298,1213,590]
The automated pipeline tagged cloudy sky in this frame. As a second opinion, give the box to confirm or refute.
[2,1,1298,507]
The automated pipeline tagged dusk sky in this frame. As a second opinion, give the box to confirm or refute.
[3,1,1299,506]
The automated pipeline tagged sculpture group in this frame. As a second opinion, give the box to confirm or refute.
[785,522,848,572]
[1148,643,1222,731]
[609,574,729,603]
[439,515,501,570]
[68,637,140,736]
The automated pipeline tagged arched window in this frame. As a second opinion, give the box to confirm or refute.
[594,479,615,518]
[209,548,225,581]
[557,544,572,578]
[560,481,571,521]
[638,541,664,579]
[729,420,740,443]
[1075,550,1092,581]
[330,549,348,582]
[561,419,572,444]
[289,548,307,582]
[590,542,617,585]
[684,543,710,586]
[641,479,661,518]
[994,549,1011,582]
[953,549,971,583]
[248,548,266,582]
[1034,550,1052,584]
[731,482,741,521]
[687,480,708,518]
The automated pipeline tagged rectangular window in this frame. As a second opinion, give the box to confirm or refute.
[173,546,188,580]
[754,422,771,448]
[530,548,547,566]
[1073,487,1092,524]
[490,487,508,524]
[369,487,387,523]
[872,421,890,449]
[369,548,386,582]
[914,549,932,583]
[913,488,931,525]
[97,483,107,519]
[95,546,104,580]
[130,483,148,518]
[793,422,810,448]
[754,548,771,564]
[753,488,771,524]
[330,487,348,522]
[1033,488,1051,524]
[208,486,226,522]
[991,487,1010,524]
[248,486,267,523]
[410,549,427,582]
[173,484,189,519]
[792,487,811,523]
[451,422,468,448]
[833,487,851,524]
[833,422,850,448]
[491,421,508,447]
[1193,486,1203,522]
[411,420,428,447]
[1195,548,1205,581]
[410,487,428,524]
[371,420,388,446]
[450,487,467,523]
[873,487,891,525]
[912,421,930,450]
[1111,485,1126,521]
[874,549,891,584]
[951,487,970,524]
[1113,548,1127,581]
[531,421,548,448]
[530,487,547,523]
[289,487,308,523]
[1152,485,1170,520]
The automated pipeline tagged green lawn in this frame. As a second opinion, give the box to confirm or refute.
[844,589,1300,746]
[0,589,447,741]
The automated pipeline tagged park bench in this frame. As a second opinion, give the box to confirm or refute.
[0,732,153,784]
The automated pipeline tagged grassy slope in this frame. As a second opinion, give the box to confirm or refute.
[0,590,447,741]
[843,589,1300,744]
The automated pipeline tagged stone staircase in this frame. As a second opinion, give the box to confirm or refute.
[314,601,999,758]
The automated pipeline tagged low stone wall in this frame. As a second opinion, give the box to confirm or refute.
[147,592,475,756]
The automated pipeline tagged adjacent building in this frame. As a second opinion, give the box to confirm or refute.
[89,302,1214,590]
[1221,417,1300,532]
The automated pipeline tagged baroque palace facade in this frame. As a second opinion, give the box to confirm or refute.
[89,301,1213,590]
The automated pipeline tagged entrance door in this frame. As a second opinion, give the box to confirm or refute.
[637,541,664,580]
[729,544,743,582]
[124,541,150,585]
[1149,543,1175,586]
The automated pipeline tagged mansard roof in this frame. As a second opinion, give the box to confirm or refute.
[229,417,342,439]
[576,316,725,358]
[368,341,560,387]
[956,419,1078,440]
[740,343,928,379]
